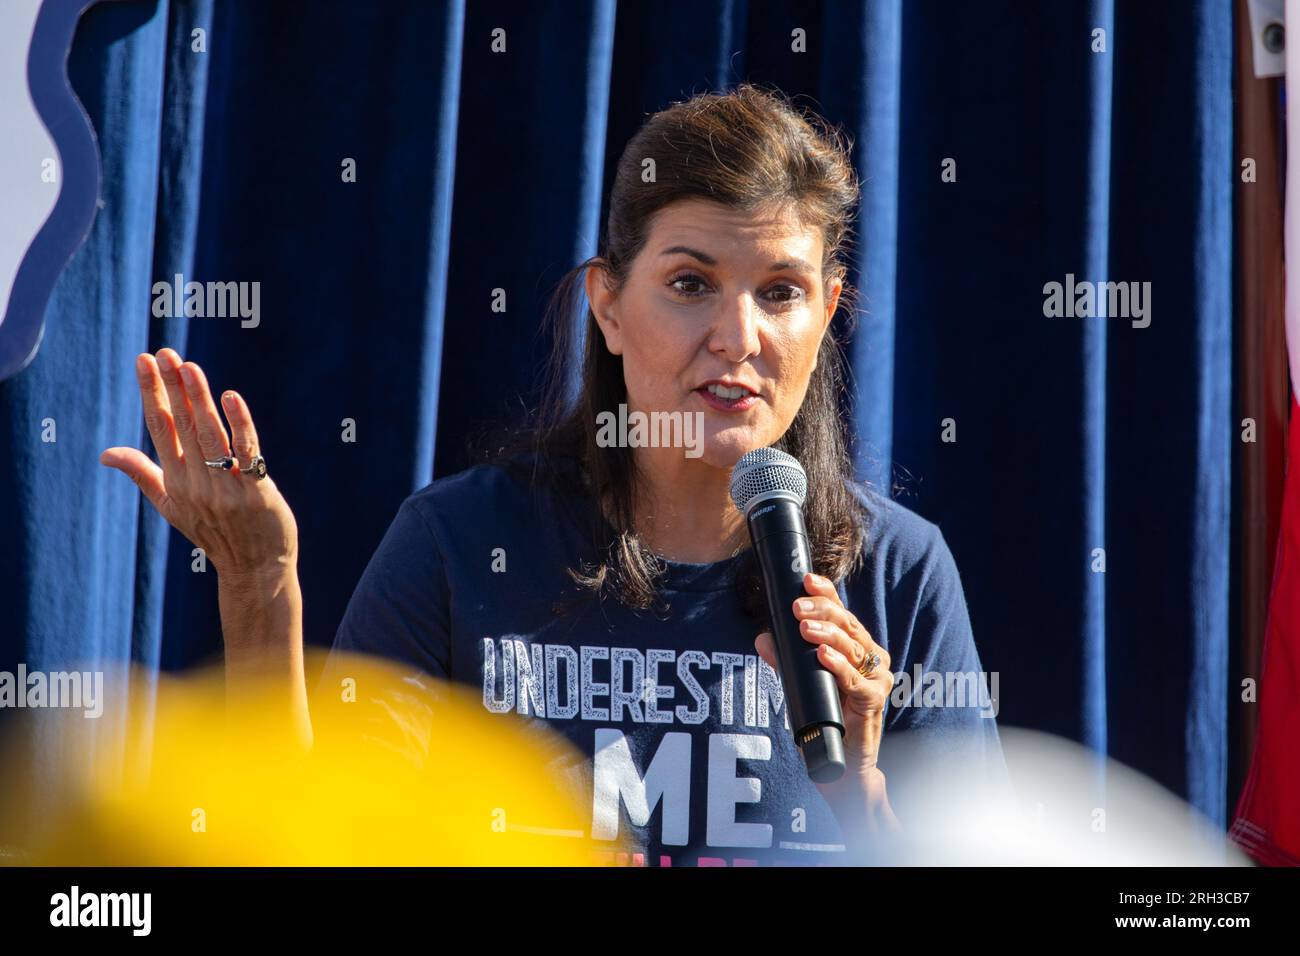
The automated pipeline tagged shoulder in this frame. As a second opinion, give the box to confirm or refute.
[391,458,589,591]
[401,458,561,540]
[839,484,1000,759]
[340,462,542,604]
[405,460,524,513]
[846,480,960,596]
[837,480,977,684]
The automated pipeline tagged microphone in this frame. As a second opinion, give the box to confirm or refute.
[730,448,846,783]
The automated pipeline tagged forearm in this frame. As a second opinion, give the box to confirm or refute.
[218,561,313,751]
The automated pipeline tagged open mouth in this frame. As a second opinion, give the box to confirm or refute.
[695,382,759,412]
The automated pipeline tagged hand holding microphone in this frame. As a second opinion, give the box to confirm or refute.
[730,449,895,790]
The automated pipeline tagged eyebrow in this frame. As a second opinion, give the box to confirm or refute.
[658,245,817,276]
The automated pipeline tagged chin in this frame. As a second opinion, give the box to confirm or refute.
[696,423,779,471]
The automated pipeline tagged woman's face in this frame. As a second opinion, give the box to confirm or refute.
[588,198,842,472]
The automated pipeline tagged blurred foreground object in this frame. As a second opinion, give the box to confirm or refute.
[0,651,613,865]
[0,655,1252,866]
[870,727,1252,866]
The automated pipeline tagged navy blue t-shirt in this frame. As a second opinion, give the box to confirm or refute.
[325,461,1008,866]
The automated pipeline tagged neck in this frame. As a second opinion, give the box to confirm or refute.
[629,447,747,563]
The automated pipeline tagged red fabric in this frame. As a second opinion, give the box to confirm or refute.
[1231,391,1300,866]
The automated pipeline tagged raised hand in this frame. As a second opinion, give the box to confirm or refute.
[100,347,298,581]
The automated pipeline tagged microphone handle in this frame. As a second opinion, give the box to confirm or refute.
[747,496,846,782]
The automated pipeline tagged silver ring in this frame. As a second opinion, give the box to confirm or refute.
[203,453,267,480]
[240,454,268,481]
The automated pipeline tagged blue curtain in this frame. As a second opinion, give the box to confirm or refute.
[0,0,1233,827]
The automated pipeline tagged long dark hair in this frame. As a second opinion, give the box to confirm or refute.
[477,83,866,622]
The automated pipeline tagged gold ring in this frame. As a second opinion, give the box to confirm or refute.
[856,650,881,677]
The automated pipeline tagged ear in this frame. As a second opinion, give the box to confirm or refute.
[823,276,842,335]
[810,276,843,373]
[585,263,623,356]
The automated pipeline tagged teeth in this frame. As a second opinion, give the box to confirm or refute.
[707,384,750,400]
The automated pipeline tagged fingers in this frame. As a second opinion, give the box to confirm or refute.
[793,574,890,674]
[178,361,232,465]
[134,353,182,471]
[754,631,778,672]
[220,389,261,464]
[100,447,170,517]
[155,348,207,479]
[815,641,890,720]
[802,572,849,611]
[797,615,869,672]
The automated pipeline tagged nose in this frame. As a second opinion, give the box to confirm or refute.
[708,291,761,363]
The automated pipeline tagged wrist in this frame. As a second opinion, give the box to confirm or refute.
[217,559,302,657]
[823,766,900,855]
[218,555,299,593]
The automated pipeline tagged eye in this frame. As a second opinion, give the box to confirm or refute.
[666,274,806,305]
[668,273,711,298]
[764,283,805,305]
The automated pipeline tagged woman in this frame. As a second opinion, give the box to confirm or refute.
[101,83,1005,866]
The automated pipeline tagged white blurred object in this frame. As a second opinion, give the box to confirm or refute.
[863,727,1252,866]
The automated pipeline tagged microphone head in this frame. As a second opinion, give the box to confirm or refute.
[729,447,807,514]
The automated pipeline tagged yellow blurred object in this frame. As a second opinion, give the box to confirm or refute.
[2,651,618,866]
